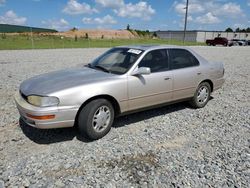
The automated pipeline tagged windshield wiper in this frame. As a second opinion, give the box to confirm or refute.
[93,65,110,73]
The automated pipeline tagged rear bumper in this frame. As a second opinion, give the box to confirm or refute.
[213,77,225,91]
[14,93,79,129]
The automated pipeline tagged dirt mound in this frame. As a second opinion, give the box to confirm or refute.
[3,29,140,39]
[59,29,139,39]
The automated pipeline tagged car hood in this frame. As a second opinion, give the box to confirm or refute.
[20,67,115,96]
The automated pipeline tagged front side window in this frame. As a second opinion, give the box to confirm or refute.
[168,49,199,70]
[89,48,144,75]
[138,49,168,73]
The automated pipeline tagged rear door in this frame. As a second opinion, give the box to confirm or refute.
[168,49,201,100]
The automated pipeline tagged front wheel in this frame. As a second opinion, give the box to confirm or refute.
[189,82,211,108]
[78,99,114,140]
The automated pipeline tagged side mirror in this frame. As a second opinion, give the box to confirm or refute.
[132,67,151,76]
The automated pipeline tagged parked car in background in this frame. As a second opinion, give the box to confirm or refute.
[15,45,225,140]
[206,37,229,46]
[227,40,236,47]
[231,39,247,46]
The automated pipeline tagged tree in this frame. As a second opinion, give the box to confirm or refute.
[235,27,240,32]
[70,27,78,32]
[225,27,233,32]
[85,33,89,39]
[246,27,250,32]
[126,24,130,30]
[152,32,157,38]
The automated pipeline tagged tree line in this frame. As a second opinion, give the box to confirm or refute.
[225,27,250,32]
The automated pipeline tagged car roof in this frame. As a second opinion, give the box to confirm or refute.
[117,45,190,51]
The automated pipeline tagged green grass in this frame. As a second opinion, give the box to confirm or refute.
[0,35,205,50]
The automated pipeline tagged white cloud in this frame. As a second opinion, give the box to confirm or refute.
[175,2,204,14]
[196,12,221,24]
[96,0,155,20]
[174,3,185,14]
[215,3,243,17]
[82,17,92,24]
[95,0,123,9]
[187,15,193,22]
[63,0,98,15]
[0,10,27,25]
[173,0,244,26]
[42,18,69,30]
[233,23,246,29]
[175,0,243,17]
[82,15,117,25]
[115,1,155,20]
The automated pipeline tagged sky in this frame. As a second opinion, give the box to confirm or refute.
[0,0,249,31]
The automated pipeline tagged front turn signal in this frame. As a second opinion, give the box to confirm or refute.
[26,114,55,120]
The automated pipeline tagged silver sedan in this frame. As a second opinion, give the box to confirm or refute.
[15,45,225,140]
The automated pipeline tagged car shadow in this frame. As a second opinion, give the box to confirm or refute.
[113,102,188,128]
[19,119,91,144]
[19,98,213,144]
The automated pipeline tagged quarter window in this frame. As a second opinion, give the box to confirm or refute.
[138,49,168,73]
[169,49,199,70]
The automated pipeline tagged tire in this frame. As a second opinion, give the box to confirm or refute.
[189,82,211,108]
[78,99,114,140]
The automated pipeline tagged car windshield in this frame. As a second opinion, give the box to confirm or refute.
[88,48,144,75]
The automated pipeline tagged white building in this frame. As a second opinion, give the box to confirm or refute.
[155,30,250,42]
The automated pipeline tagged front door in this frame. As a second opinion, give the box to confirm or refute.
[128,49,173,111]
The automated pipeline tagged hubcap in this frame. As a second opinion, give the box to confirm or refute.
[92,105,111,132]
[197,86,209,104]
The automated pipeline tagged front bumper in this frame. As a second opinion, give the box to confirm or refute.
[14,93,79,129]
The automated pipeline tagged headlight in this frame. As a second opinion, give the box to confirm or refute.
[27,95,59,107]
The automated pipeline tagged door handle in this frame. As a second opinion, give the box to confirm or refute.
[197,72,202,75]
[164,77,171,80]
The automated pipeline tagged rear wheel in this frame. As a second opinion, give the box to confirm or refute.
[190,82,211,108]
[78,99,114,140]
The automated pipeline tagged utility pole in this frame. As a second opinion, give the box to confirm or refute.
[183,0,189,44]
[30,27,34,49]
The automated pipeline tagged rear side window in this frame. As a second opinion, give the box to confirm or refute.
[168,49,199,70]
[138,49,169,73]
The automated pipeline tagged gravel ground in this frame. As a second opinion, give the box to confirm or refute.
[0,46,249,187]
